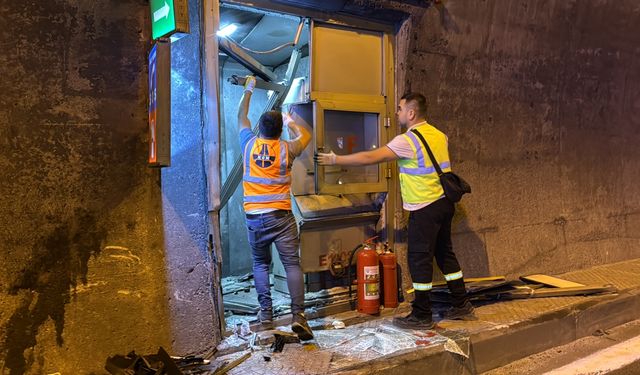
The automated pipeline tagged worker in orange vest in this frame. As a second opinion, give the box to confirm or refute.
[237,76,313,340]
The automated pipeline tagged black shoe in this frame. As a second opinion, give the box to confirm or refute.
[258,309,274,330]
[440,301,476,321]
[291,313,314,341]
[393,313,436,330]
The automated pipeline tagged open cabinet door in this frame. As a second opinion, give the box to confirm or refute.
[313,99,387,194]
[309,22,393,195]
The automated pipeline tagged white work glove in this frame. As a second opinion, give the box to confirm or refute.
[243,75,256,93]
[315,151,337,165]
[282,112,294,127]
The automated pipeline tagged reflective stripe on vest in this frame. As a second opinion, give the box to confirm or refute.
[399,161,451,176]
[397,123,451,204]
[243,175,291,185]
[242,136,291,210]
[243,194,290,203]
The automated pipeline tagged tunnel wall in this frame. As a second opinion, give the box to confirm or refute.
[0,0,218,373]
[394,0,640,280]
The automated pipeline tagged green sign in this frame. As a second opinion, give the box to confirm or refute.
[150,0,176,40]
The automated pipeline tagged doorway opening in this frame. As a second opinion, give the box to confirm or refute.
[216,2,395,329]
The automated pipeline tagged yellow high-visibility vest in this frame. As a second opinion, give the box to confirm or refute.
[397,123,452,204]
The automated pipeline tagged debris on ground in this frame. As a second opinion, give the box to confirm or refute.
[213,351,251,375]
[520,274,585,288]
[427,274,617,303]
[271,334,287,353]
[223,284,357,324]
[313,320,452,362]
[213,269,627,374]
[444,338,469,359]
[105,347,213,375]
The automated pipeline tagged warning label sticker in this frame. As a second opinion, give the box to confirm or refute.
[364,265,379,300]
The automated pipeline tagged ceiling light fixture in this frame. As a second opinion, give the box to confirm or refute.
[217,23,238,37]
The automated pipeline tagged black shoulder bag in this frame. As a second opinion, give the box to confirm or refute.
[410,129,471,203]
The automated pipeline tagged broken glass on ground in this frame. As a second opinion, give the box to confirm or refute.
[313,318,450,365]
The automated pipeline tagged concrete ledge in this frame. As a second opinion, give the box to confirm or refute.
[333,343,470,375]
[470,311,577,372]
[574,289,640,338]
[330,287,640,374]
[471,287,640,373]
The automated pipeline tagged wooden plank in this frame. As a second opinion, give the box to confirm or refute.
[214,352,251,375]
[486,285,617,300]
[521,274,585,288]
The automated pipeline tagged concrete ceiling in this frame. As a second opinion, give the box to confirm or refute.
[219,0,431,68]
[220,7,308,68]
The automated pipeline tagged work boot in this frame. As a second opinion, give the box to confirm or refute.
[291,312,314,341]
[440,301,476,321]
[393,312,436,330]
[257,308,274,330]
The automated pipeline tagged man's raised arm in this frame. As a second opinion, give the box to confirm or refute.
[237,76,256,130]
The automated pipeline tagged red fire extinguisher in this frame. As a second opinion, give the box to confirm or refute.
[379,248,398,308]
[357,242,380,314]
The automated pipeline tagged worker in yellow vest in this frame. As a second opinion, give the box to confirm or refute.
[238,76,313,340]
[317,93,475,330]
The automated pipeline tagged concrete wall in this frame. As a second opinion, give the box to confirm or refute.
[0,0,218,374]
[162,0,220,358]
[395,0,640,279]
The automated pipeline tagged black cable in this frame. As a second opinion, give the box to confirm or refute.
[347,243,364,310]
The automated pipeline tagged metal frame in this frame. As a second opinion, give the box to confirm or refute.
[228,75,286,93]
[202,0,226,338]
[218,37,278,81]
[382,32,397,248]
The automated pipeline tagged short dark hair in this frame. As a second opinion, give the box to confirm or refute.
[258,111,283,139]
[401,92,428,118]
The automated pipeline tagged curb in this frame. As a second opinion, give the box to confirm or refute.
[333,287,640,374]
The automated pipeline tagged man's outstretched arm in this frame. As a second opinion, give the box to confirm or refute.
[316,146,398,166]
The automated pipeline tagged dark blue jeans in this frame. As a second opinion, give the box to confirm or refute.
[245,210,305,315]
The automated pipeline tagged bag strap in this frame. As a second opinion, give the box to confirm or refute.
[410,128,444,176]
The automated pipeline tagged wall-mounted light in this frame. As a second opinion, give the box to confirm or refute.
[217,23,238,37]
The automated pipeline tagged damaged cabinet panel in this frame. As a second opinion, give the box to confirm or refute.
[272,194,381,293]
[307,21,392,195]
[313,99,388,195]
[310,23,383,96]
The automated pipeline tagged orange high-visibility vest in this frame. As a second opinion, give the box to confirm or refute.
[242,136,291,211]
